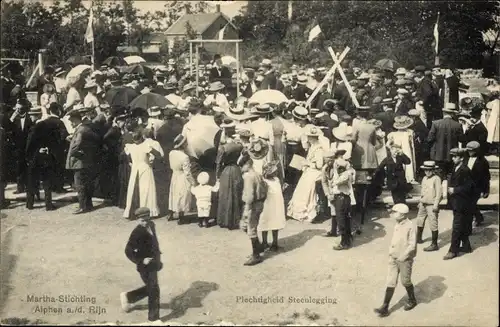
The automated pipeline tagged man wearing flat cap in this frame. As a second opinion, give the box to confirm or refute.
[122,207,162,322]
[460,108,488,156]
[444,148,474,260]
[464,141,490,227]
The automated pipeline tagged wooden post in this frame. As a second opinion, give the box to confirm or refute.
[189,42,193,76]
[38,51,44,75]
[328,47,360,108]
[306,47,350,107]
[195,44,199,97]
[236,41,240,98]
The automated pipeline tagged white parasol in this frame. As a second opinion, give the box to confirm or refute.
[221,55,237,68]
[165,94,182,107]
[183,116,219,158]
[248,90,289,106]
[66,64,92,84]
[124,55,146,65]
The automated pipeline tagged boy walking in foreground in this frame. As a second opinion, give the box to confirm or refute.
[374,203,417,317]
[121,207,162,322]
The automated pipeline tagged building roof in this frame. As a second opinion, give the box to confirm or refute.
[165,12,236,36]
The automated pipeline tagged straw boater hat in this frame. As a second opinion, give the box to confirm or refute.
[297,74,308,85]
[393,115,414,130]
[251,103,273,115]
[225,105,257,121]
[395,67,407,76]
[173,134,187,149]
[260,59,272,68]
[148,106,162,117]
[442,102,458,113]
[381,98,395,106]
[397,88,409,95]
[421,160,438,170]
[247,138,269,160]
[292,106,308,120]
[182,83,196,94]
[208,81,225,92]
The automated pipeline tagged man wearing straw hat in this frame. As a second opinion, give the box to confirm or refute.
[203,81,229,110]
[259,59,278,90]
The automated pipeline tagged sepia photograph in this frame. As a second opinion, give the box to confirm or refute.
[0,0,499,325]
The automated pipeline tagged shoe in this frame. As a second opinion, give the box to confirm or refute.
[404,285,417,311]
[166,212,173,221]
[416,227,424,244]
[374,287,394,318]
[333,243,349,251]
[443,252,458,260]
[374,305,389,317]
[269,244,283,252]
[355,229,362,235]
[243,255,263,266]
[423,243,439,252]
[120,292,132,313]
[73,209,89,215]
[459,244,473,253]
[323,231,338,237]
[46,205,57,211]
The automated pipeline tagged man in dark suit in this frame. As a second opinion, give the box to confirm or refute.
[121,207,162,322]
[444,68,460,108]
[394,89,413,116]
[10,98,34,194]
[65,110,100,214]
[408,109,429,180]
[373,99,396,135]
[289,75,312,102]
[444,148,474,260]
[375,144,411,204]
[427,103,463,177]
[25,105,67,210]
[209,54,232,87]
[0,125,8,209]
[465,141,490,227]
[414,65,440,128]
[258,59,278,90]
[460,108,488,156]
[283,73,299,99]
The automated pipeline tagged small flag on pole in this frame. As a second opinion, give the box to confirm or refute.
[288,1,293,21]
[433,12,439,54]
[218,23,228,40]
[308,24,322,42]
[85,7,94,43]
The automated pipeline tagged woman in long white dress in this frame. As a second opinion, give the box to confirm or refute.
[169,134,197,225]
[387,116,416,183]
[258,161,286,251]
[287,126,324,222]
[123,128,164,219]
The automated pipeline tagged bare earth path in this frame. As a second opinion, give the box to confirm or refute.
[0,199,498,326]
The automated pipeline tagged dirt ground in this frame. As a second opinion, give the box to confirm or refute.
[0,197,498,326]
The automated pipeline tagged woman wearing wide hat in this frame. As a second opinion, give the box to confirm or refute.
[168,134,196,225]
[287,126,325,222]
[215,122,245,230]
[387,115,416,183]
[331,124,353,161]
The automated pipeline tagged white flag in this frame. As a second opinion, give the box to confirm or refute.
[85,7,94,43]
[218,23,228,40]
[433,12,439,54]
[308,24,321,42]
[288,1,293,21]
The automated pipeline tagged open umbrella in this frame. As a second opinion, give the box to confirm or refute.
[105,86,140,107]
[248,90,289,106]
[124,55,146,65]
[66,55,92,66]
[129,92,172,109]
[375,59,399,72]
[66,64,92,83]
[123,64,154,79]
[165,94,182,107]
[102,56,127,67]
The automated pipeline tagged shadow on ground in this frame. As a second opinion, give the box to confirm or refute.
[390,275,447,313]
[264,229,324,259]
[352,220,387,248]
[134,281,219,322]
[0,228,18,316]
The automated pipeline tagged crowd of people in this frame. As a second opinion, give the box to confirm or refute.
[1,52,499,321]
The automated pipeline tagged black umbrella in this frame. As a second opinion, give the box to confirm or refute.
[102,56,127,67]
[123,64,154,79]
[65,55,92,66]
[129,92,172,109]
[105,86,140,107]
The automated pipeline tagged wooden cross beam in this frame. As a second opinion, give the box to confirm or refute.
[306,47,350,108]
[327,46,360,108]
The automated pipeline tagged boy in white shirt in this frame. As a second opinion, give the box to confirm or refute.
[374,203,417,317]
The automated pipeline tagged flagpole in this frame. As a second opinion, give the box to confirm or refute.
[92,39,95,71]
[434,11,440,66]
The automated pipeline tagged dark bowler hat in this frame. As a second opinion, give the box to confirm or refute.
[449,147,467,157]
[134,207,151,219]
[414,65,426,73]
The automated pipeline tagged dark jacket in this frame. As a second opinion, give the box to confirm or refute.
[125,222,162,272]
[464,156,490,195]
[260,71,278,90]
[427,116,463,162]
[25,116,68,168]
[11,115,34,157]
[373,110,396,134]
[446,75,460,107]
[461,122,488,156]
[447,163,474,211]
[394,98,413,116]
[155,117,184,168]
[209,66,232,87]
[416,76,439,113]
[376,153,411,191]
[65,122,100,170]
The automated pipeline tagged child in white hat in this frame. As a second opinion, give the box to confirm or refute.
[191,172,217,228]
[374,203,417,317]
